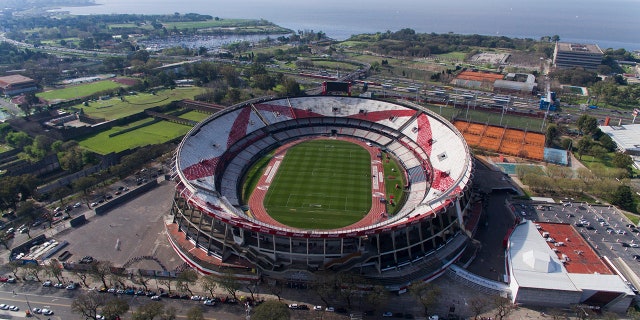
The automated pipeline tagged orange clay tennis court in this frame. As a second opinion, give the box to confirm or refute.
[454,121,545,161]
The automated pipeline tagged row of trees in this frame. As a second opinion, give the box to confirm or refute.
[539,115,637,211]
[348,28,554,58]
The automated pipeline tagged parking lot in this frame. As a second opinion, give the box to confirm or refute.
[514,201,640,277]
[53,182,182,271]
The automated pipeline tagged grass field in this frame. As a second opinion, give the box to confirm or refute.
[178,110,211,122]
[264,139,372,229]
[78,119,191,154]
[37,80,123,101]
[69,87,206,120]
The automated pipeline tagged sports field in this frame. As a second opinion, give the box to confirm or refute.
[263,139,372,229]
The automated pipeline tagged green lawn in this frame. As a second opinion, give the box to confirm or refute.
[37,80,123,101]
[78,119,192,154]
[382,153,407,215]
[263,139,372,229]
[70,87,206,120]
[179,110,211,122]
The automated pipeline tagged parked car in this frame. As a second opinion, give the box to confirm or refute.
[313,306,323,311]
[203,299,215,306]
[42,280,52,287]
[150,295,161,301]
[66,282,77,290]
[42,308,53,315]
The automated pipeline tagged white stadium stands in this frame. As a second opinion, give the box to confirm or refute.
[171,96,473,283]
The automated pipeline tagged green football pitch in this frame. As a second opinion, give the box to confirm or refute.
[263,139,372,229]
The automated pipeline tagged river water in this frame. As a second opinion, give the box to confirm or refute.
[56,0,640,51]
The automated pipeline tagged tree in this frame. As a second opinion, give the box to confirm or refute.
[312,271,338,307]
[576,115,598,136]
[545,124,560,147]
[73,175,98,207]
[218,270,241,300]
[282,78,301,96]
[492,295,515,320]
[176,269,198,295]
[598,133,616,151]
[612,185,635,212]
[589,145,607,159]
[43,259,63,283]
[158,278,175,294]
[469,296,490,320]
[7,261,22,279]
[612,152,634,170]
[201,274,218,298]
[90,261,113,289]
[101,297,130,320]
[23,262,42,281]
[335,272,368,310]
[159,306,177,320]
[0,230,11,250]
[132,301,164,320]
[576,137,593,160]
[133,274,151,291]
[252,300,290,320]
[186,306,204,320]
[71,292,105,320]
[410,281,441,316]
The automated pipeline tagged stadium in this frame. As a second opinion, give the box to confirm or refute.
[167,95,475,287]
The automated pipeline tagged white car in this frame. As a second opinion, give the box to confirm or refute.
[32,307,41,314]
[96,315,106,320]
[73,202,82,208]
[630,244,640,248]
[150,295,161,301]
[203,299,215,306]
[326,307,335,312]
[42,308,53,315]
[8,305,19,311]
[313,305,323,311]
[42,280,52,287]
[0,304,8,310]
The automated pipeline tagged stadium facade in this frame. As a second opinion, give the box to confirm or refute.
[169,96,475,287]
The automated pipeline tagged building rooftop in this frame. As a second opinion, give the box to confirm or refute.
[555,42,603,55]
[0,74,35,87]
[508,221,631,294]
[599,124,640,154]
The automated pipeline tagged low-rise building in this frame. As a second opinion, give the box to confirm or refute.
[553,42,603,71]
[0,74,38,96]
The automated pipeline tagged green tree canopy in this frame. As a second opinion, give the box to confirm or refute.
[611,185,635,212]
[251,300,290,320]
[576,115,598,136]
[612,152,634,170]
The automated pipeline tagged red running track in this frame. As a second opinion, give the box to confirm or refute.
[247,136,389,232]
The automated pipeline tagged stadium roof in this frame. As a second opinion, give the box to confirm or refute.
[599,124,640,154]
[508,221,631,294]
